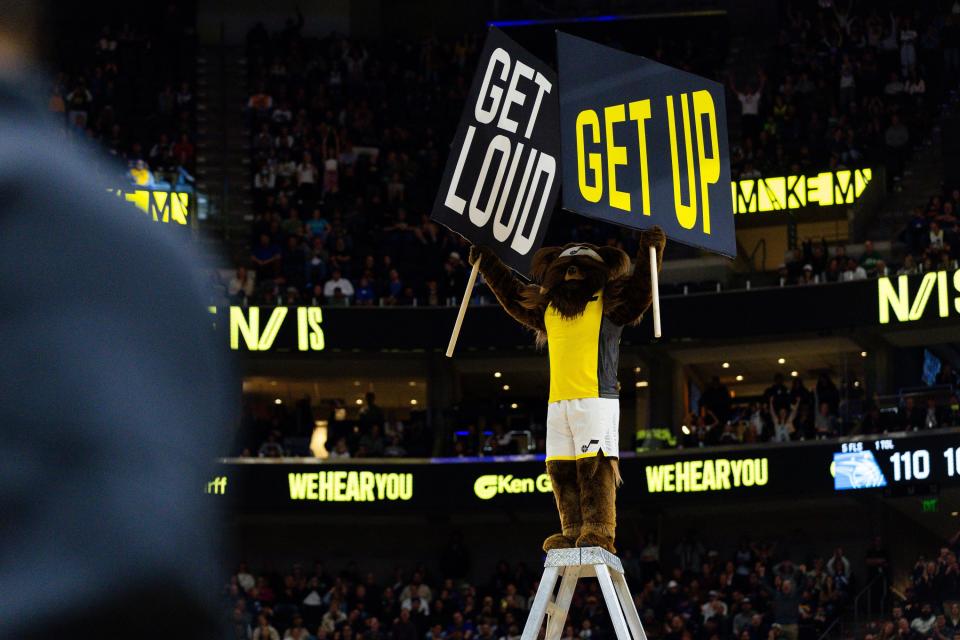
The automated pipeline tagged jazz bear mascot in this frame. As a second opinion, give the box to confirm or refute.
[468,226,666,553]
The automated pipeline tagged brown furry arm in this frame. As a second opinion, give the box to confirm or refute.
[603,226,666,326]
[469,245,545,332]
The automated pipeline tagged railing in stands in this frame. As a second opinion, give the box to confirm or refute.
[853,573,889,637]
[815,573,888,640]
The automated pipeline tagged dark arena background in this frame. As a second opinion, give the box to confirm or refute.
[7,0,960,639]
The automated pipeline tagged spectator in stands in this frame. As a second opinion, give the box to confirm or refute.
[923,397,943,429]
[826,548,851,586]
[770,397,799,443]
[252,234,282,276]
[911,604,937,636]
[760,573,804,640]
[328,437,351,459]
[860,240,883,274]
[228,266,256,303]
[254,614,281,640]
[323,268,355,302]
[765,374,790,412]
[899,396,925,431]
[842,257,868,281]
[814,402,838,439]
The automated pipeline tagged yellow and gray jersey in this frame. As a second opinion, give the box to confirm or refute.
[544,290,623,403]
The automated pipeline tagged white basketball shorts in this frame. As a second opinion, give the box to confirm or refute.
[545,397,620,461]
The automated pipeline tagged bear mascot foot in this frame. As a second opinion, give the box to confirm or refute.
[576,524,616,554]
[543,532,578,551]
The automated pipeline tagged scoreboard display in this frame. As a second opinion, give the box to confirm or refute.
[833,434,960,491]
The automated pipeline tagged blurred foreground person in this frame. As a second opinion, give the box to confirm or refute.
[0,2,232,638]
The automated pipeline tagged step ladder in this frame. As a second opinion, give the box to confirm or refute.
[521,547,647,640]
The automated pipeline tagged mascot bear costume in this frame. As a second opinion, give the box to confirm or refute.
[469,226,665,554]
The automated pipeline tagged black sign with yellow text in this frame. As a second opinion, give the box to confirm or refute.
[431,27,561,275]
[557,33,735,257]
[212,430,960,514]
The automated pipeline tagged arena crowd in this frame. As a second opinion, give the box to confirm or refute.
[222,531,935,640]
[228,2,959,310]
[48,6,197,192]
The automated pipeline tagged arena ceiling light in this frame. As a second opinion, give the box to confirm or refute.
[494,371,502,378]
[721,362,730,368]
[408,381,416,386]
[502,384,510,391]
[274,398,282,405]
[861,351,868,357]
[790,370,798,377]
[355,398,363,405]
[681,425,690,435]
[735,374,744,381]
[777,357,786,364]
[510,402,519,409]
[635,381,649,388]
[410,399,418,406]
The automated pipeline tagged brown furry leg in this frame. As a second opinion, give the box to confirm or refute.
[543,460,581,551]
[575,454,617,553]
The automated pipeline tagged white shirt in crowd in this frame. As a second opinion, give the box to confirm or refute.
[737,91,761,116]
[930,228,945,248]
[324,277,355,298]
[237,570,255,592]
[911,614,936,635]
[297,162,317,185]
[842,265,867,281]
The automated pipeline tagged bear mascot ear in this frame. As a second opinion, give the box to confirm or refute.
[529,246,563,284]
[595,246,631,279]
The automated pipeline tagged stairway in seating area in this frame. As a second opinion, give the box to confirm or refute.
[194,43,253,265]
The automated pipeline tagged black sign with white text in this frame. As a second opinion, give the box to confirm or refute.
[431,27,561,275]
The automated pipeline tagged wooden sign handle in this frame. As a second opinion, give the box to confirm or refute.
[649,245,661,338]
[446,257,481,358]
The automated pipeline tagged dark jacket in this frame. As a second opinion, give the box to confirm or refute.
[0,72,233,638]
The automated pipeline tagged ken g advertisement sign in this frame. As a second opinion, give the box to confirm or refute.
[557,33,736,258]
[431,28,561,275]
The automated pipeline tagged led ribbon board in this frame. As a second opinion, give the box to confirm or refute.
[209,306,326,352]
[878,268,960,324]
[109,188,191,225]
[732,169,873,215]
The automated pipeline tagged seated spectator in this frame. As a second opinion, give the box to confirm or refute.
[899,396,924,431]
[842,257,868,281]
[814,402,837,439]
[327,437,351,459]
[228,266,256,302]
[910,604,936,636]
[355,276,377,306]
[324,269,355,301]
[252,234,282,276]
[253,614,281,640]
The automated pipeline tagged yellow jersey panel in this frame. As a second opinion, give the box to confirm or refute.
[545,291,604,403]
